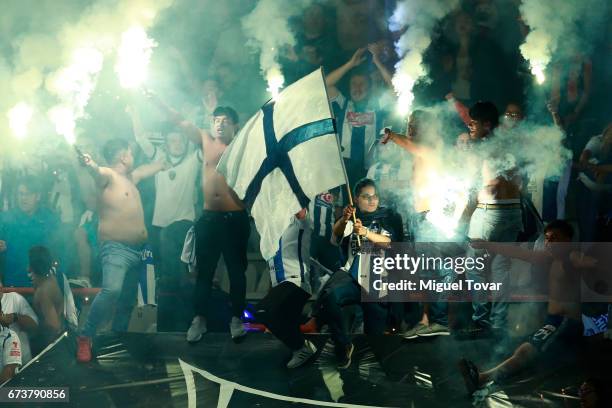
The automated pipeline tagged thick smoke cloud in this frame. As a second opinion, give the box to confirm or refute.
[390,0,459,115]
[371,99,571,240]
[1,0,173,148]
[242,0,313,96]
[519,0,608,83]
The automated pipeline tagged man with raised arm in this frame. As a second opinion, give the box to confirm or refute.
[149,95,250,342]
[325,43,393,187]
[76,138,167,362]
[127,106,201,330]
[381,111,452,338]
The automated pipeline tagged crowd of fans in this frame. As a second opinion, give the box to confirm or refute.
[0,1,610,400]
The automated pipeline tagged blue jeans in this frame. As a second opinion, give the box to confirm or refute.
[467,207,522,329]
[319,272,387,347]
[82,241,142,337]
[413,264,453,327]
[411,214,454,326]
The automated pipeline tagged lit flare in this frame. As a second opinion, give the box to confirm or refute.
[115,26,157,89]
[7,102,33,140]
[266,67,284,101]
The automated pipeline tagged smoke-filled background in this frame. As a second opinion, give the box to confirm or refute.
[2,0,609,140]
[519,0,608,84]
[1,2,611,394]
[0,0,610,238]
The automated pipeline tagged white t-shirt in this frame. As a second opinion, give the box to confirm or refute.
[0,326,22,372]
[1,292,38,363]
[152,150,201,228]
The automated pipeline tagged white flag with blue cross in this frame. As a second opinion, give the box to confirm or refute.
[217,69,345,260]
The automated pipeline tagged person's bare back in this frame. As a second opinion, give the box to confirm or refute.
[98,169,147,244]
[33,277,64,337]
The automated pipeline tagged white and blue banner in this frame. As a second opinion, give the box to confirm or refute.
[217,69,345,260]
[138,245,156,306]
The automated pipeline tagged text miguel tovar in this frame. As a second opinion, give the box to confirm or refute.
[369,253,502,292]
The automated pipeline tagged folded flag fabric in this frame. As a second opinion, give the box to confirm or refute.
[217,69,345,259]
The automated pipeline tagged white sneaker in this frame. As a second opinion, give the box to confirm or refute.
[230,317,246,341]
[287,340,317,369]
[187,316,207,343]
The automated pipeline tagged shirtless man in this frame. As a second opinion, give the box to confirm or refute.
[76,138,167,362]
[382,112,453,338]
[459,220,591,395]
[28,246,63,344]
[149,96,250,342]
[382,110,438,215]
[461,101,523,336]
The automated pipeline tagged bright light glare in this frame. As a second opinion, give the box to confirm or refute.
[7,102,33,140]
[392,72,415,117]
[531,63,546,85]
[421,172,469,238]
[266,68,284,100]
[47,46,103,145]
[115,26,157,89]
[56,47,104,108]
[48,106,76,145]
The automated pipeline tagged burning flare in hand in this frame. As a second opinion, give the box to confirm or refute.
[47,47,103,145]
[266,67,284,101]
[115,26,157,89]
[421,171,470,239]
[7,102,33,140]
[530,62,546,85]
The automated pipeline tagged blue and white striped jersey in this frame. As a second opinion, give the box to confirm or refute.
[309,191,340,241]
[331,92,386,169]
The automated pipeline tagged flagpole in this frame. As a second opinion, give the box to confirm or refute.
[319,67,361,247]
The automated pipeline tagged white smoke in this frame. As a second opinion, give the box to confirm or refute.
[46,47,105,145]
[434,122,570,238]
[7,102,34,140]
[115,26,158,89]
[1,0,173,144]
[374,101,571,239]
[242,0,313,98]
[390,0,459,115]
[519,0,608,84]
[479,123,572,180]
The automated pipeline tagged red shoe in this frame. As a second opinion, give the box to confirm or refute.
[300,317,318,333]
[77,336,92,363]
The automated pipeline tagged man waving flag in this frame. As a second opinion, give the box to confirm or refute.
[217,69,345,260]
